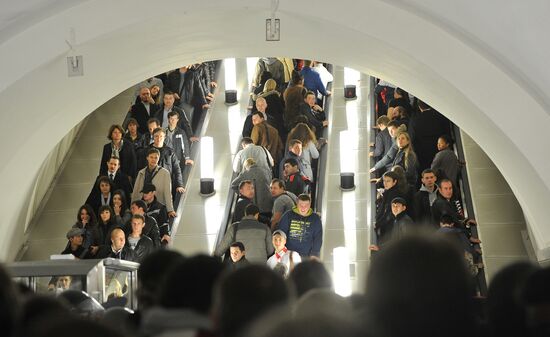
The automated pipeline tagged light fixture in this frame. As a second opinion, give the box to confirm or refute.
[339,130,355,190]
[343,67,360,100]
[333,247,352,297]
[200,136,215,196]
[224,58,238,105]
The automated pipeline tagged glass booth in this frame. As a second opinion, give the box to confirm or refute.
[8,258,139,309]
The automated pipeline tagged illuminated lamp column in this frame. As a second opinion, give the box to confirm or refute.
[200,136,215,196]
[340,130,355,190]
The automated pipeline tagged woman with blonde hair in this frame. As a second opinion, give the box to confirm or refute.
[258,78,286,141]
[287,123,321,182]
[392,131,418,186]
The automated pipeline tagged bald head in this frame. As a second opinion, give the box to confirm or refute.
[111,228,126,250]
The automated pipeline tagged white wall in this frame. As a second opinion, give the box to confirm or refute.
[1,0,549,261]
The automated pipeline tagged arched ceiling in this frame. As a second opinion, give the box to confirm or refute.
[1,0,549,261]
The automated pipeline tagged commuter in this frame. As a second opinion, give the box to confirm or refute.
[387,87,413,118]
[150,84,161,104]
[288,260,333,298]
[370,115,392,161]
[253,57,285,90]
[127,200,161,248]
[0,264,17,337]
[141,117,161,150]
[141,183,171,244]
[287,123,321,183]
[112,189,131,226]
[391,131,418,186]
[154,91,194,142]
[311,61,333,100]
[436,215,475,262]
[277,57,295,89]
[61,228,91,259]
[231,158,273,215]
[99,124,137,180]
[228,242,251,271]
[99,156,132,202]
[133,148,175,214]
[129,87,160,135]
[96,205,120,246]
[165,111,193,174]
[412,169,439,225]
[250,107,284,165]
[269,179,297,229]
[124,117,144,150]
[302,90,328,138]
[386,197,413,245]
[522,267,550,336]
[233,137,274,177]
[279,139,308,180]
[257,79,286,138]
[165,66,196,120]
[127,214,154,263]
[431,179,477,231]
[267,230,301,277]
[301,60,331,102]
[366,236,475,337]
[283,69,305,103]
[373,171,406,249]
[214,265,290,337]
[137,250,184,311]
[141,255,222,337]
[85,175,113,217]
[215,204,273,264]
[148,128,185,197]
[486,261,539,337]
[232,180,254,223]
[277,194,322,258]
[71,204,100,251]
[374,79,396,118]
[431,134,459,186]
[408,100,450,171]
[96,228,137,262]
[135,76,164,103]
[369,121,406,174]
[281,158,310,197]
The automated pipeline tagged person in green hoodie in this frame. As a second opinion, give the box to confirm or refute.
[277,194,322,259]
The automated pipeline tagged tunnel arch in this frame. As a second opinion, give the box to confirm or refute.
[1,0,549,261]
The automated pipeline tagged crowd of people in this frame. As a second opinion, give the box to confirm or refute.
[369,81,483,282]
[215,58,332,275]
[3,235,550,337]
[60,62,218,263]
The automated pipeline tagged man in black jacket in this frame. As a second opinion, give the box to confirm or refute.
[154,91,196,142]
[165,110,194,173]
[96,228,137,262]
[413,169,439,226]
[431,180,479,246]
[101,156,132,201]
[127,200,161,248]
[142,183,171,244]
[129,87,160,135]
[127,214,155,263]
[232,180,254,223]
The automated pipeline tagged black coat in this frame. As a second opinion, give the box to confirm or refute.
[408,108,450,171]
[232,196,253,223]
[146,198,170,237]
[99,141,137,180]
[124,214,161,248]
[128,235,155,263]
[129,97,160,135]
[96,245,137,262]
[97,221,121,246]
[154,104,194,140]
[375,185,403,234]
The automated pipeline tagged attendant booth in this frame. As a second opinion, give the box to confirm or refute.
[8,258,140,309]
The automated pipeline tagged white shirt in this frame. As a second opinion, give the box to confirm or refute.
[267,248,302,272]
